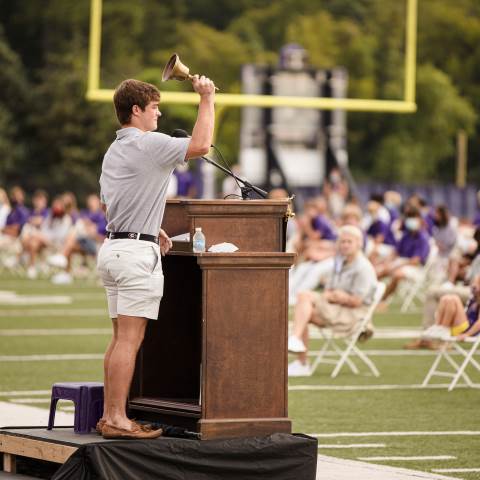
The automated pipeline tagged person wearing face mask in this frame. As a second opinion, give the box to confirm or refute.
[376,207,430,301]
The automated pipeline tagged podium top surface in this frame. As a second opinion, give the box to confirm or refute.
[166,198,291,216]
[166,199,289,206]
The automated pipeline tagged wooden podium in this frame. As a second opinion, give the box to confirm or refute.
[129,200,295,439]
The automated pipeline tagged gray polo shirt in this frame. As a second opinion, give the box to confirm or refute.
[326,252,378,305]
[100,127,190,237]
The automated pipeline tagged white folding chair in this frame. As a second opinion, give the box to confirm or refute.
[0,236,25,276]
[308,282,385,378]
[422,335,480,391]
[400,243,439,312]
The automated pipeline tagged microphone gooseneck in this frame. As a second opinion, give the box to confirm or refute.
[170,129,267,199]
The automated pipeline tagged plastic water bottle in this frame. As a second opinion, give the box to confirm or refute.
[192,227,206,253]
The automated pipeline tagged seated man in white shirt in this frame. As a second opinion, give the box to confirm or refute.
[288,225,378,376]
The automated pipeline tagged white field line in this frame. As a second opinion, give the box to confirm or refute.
[60,406,75,412]
[360,329,423,340]
[0,296,72,305]
[306,350,468,357]
[309,332,423,340]
[318,443,386,449]
[2,360,457,368]
[0,281,94,289]
[307,327,423,340]
[0,353,103,362]
[11,398,51,404]
[0,328,111,336]
[0,291,105,301]
[433,468,480,473]
[315,454,461,480]
[310,431,480,438]
[359,455,456,461]
[0,327,454,351]
[0,390,51,396]
[67,293,105,300]
[0,308,106,316]
[288,383,480,391]
[0,401,73,427]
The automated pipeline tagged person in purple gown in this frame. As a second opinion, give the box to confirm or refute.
[376,207,431,301]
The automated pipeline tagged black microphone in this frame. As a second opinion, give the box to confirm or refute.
[171,129,190,138]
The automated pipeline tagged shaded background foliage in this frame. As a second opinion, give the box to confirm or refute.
[0,0,478,202]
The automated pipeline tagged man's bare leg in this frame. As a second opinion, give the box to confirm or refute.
[99,318,118,425]
[437,295,467,328]
[25,236,41,267]
[60,231,80,271]
[382,269,405,300]
[292,291,317,365]
[292,291,316,338]
[104,314,147,430]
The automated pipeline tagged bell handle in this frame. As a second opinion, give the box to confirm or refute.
[188,73,219,91]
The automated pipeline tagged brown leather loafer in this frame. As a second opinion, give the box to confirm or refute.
[102,423,163,440]
[132,420,153,432]
[96,419,106,434]
[97,419,153,435]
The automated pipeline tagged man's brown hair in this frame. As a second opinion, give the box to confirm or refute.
[113,79,160,125]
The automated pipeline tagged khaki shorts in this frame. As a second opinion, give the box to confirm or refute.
[312,292,369,336]
[97,239,164,320]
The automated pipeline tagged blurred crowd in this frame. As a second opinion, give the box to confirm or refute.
[2,175,480,357]
[0,186,107,284]
[282,176,480,373]
[0,161,204,284]
[287,186,480,300]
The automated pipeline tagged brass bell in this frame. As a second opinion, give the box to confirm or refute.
[162,53,219,90]
[162,53,193,82]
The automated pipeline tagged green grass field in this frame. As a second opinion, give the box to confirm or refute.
[1,273,479,479]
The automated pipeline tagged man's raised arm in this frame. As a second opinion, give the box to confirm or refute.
[186,75,215,160]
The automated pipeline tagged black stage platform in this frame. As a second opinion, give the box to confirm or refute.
[0,427,317,480]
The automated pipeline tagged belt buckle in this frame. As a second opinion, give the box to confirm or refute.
[128,232,139,240]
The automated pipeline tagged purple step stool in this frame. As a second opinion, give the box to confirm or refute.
[47,382,104,434]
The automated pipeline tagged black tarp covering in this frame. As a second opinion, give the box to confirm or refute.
[52,433,317,480]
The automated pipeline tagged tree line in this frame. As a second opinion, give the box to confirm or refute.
[0,0,478,200]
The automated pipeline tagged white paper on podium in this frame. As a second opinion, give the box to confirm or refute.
[170,232,190,242]
[207,242,239,253]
